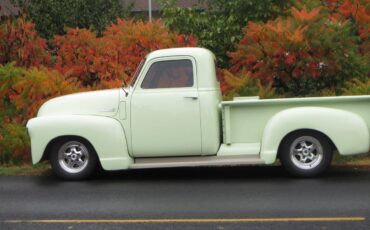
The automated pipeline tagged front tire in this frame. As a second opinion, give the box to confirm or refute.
[50,138,98,180]
[279,131,333,177]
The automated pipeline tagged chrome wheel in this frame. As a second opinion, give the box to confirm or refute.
[58,141,89,174]
[289,136,323,170]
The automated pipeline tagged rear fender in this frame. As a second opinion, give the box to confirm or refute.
[260,107,370,164]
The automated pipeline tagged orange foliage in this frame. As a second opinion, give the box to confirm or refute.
[325,0,369,57]
[286,25,308,42]
[338,0,370,25]
[53,19,197,89]
[101,19,196,87]
[0,17,50,67]
[0,64,80,123]
[11,68,80,121]
[53,28,100,87]
[229,5,366,95]
[291,7,322,21]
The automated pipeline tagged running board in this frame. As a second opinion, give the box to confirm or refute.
[130,155,264,169]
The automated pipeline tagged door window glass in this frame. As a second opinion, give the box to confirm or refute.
[141,60,193,89]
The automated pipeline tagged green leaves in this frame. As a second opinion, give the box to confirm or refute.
[14,0,132,39]
[342,78,370,95]
[159,0,291,68]
[0,121,30,165]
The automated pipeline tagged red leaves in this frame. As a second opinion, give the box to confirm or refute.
[0,64,80,123]
[338,0,370,25]
[53,28,100,86]
[229,4,366,95]
[53,20,197,89]
[0,17,49,67]
[327,0,369,48]
[285,53,296,65]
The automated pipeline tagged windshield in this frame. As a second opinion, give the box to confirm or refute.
[130,59,146,87]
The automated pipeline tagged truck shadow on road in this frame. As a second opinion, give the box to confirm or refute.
[36,165,370,185]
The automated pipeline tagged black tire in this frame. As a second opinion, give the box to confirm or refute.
[50,138,98,180]
[279,131,333,177]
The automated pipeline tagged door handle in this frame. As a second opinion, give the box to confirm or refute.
[184,96,198,100]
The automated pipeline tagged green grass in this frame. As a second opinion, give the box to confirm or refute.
[0,163,51,176]
[332,152,370,166]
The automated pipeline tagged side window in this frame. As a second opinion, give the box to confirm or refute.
[141,60,194,89]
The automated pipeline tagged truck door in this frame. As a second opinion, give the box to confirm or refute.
[130,57,202,157]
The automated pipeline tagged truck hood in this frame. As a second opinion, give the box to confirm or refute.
[37,89,120,117]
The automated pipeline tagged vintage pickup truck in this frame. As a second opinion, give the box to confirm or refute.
[27,48,370,180]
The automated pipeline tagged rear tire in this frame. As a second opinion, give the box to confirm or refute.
[50,138,98,180]
[279,131,333,177]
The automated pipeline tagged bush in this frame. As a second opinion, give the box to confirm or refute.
[159,0,291,68]
[53,19,197,89]
[229,6,368,96]
[0,63,80,122]
[13,0,132,39]
[101,19,197,86]
[0,122,30,165]
[53,28,101,87]
[342,78,370,95]
[0,17,50,67]
[220,69,277,100]
[295,0,370,59]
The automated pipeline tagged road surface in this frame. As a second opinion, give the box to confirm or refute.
[1,166,370,229]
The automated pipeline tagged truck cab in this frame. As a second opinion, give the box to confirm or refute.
[126,48,221,158]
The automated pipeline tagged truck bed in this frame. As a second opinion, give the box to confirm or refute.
[221,95,370,146]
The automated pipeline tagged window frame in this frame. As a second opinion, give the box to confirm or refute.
[134,56,197,92]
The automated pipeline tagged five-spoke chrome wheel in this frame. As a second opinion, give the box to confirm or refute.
[280,131,333,177]
[289,136,323,170]
[50,138,98,180]
[58,141,89,174]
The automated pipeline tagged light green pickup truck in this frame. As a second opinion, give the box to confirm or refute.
[27,48,370,180]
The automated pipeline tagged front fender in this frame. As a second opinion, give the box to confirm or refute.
[27,115,133,170]
[260,107,370,164]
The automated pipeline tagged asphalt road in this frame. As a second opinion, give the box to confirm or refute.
[1,166,370,230]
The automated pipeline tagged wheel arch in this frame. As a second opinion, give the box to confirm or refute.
[277,129,336,159]
[41,135,98,162]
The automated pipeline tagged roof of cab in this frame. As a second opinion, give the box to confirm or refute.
[146,47,215,60]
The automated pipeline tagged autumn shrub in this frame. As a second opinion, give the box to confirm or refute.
[342,78,370,95]
[295,0,370,66]
[0,63,80,121]
[329,0,370,65]
[159,0,291,67]
[0,63,80,164]
[229,6,368,96]
[220,69,277,100]
[53,19,197,89]
[0,17,50,67]
[53,28,101,87]
[101,19,197,87]
[0,64,31,165]
[0,122,30,165]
